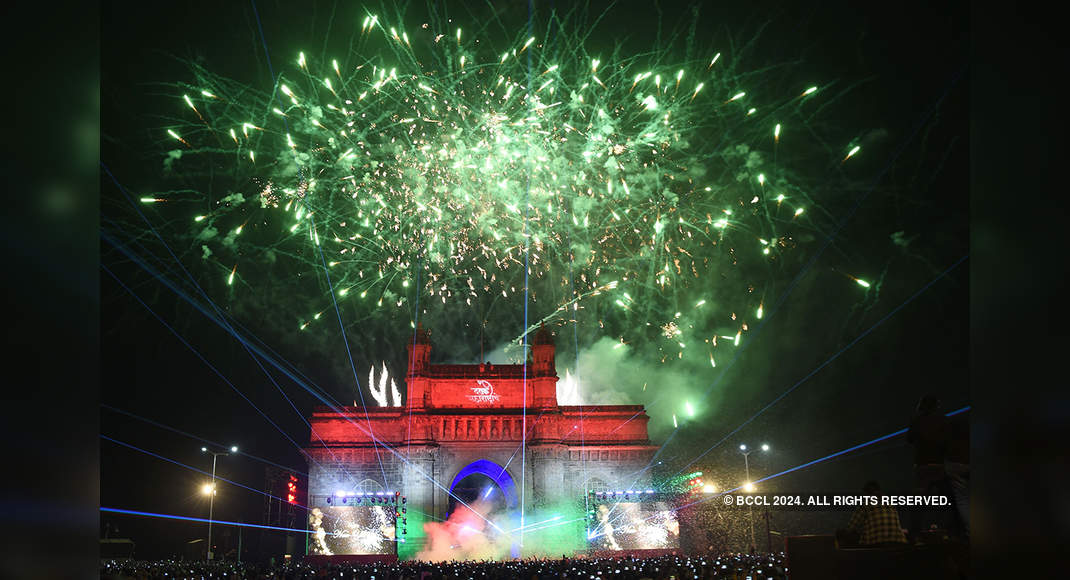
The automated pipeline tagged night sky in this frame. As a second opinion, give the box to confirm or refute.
[100,0,967,560]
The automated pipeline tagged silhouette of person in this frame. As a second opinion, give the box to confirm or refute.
[907,395,951,541]
[945,410,969,539]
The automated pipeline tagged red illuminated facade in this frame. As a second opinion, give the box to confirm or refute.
[308,325,653,446]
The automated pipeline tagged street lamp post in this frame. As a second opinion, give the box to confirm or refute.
[202,445,238,560]
[739,443,770,553]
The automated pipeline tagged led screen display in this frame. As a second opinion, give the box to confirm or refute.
[588,501,680,551]
[308,505,397,555]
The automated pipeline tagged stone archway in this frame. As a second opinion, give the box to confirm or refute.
[448,459,520,510]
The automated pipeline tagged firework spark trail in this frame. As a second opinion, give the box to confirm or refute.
[597,64,968,496]
[505,280,619,358]
[144,6,837,367]
[252,0,395,488]
[406,257,423,458]
[709,65,967,374]
[570,227,593,539]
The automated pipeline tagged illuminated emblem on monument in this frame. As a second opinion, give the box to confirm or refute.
[467,379,500,404]
[369,363,402,407]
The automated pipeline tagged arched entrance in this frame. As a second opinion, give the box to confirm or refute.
[448,459,520,558]
[449,459,519,509]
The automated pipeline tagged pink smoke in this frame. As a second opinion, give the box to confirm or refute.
[416,500,511,561]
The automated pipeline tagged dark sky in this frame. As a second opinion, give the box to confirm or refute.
[100,0,967,559]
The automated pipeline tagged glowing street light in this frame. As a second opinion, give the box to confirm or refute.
[702,483,717,494]
[201,445,239,560]
[742,482,755,493]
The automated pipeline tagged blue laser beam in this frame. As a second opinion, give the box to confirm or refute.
[102,507,320,535]
[101,435,292,507]
[101,404,307,477]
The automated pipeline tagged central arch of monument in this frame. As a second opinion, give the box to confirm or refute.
[449,459,519,510]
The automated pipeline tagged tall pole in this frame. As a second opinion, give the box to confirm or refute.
[743,451,754,552]
[203,446,236,561]
[208,453,218,560]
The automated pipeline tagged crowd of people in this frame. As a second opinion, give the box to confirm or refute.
[99,553,788,580]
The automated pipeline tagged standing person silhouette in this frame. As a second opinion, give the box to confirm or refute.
[907,395,950,542]
[945,410,970,539]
